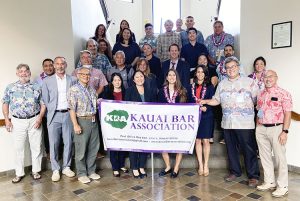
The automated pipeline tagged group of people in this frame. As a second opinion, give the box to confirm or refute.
[2,16,292,198]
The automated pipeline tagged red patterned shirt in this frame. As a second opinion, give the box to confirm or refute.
[257,85,292,124]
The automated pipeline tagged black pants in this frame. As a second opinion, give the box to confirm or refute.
[224,129,260,179]
[42,117,49,154]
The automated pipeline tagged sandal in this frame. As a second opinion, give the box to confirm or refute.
[32,172,41,180]
[12,176,24,183]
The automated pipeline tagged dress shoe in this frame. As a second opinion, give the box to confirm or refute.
[140,172,147,179]
[132,170,140,179]
[159,168,172,177]
[170,171,179,178]
[257,182,276,191]
[224,174,238,182]
[120,167,129,173]
[248,178,259,188]
[272,187,288,197]
[113,171,120,177]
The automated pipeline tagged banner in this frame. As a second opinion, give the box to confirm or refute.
[99,100,200,154]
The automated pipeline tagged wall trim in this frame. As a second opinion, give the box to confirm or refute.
[0,119,4,127]
[292,111,300,121]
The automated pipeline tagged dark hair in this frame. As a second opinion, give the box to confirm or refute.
[224,44,234,51]
[193,65,211,86]
[197,53,209,67]
[187,27,197,34]
[213,20,223,27]
[118,20,130,36]
[94,24,106,40]
[105,73,125,100]
[132,70,145,80]
[98,39,111,60]
[186,16,194,19]
[119,28,133,45]
[42,58,53,66]
[163,69,187,103]
[145,23,153,29]
[253,56,266,68]
[168,43,180,51]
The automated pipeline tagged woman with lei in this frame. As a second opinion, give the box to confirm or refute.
[248,56,267,90]
[189,65,215,176]
[157,69,188,178]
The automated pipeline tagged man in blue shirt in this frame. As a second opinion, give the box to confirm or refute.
[181,27,208,78]
[180,16,204,46]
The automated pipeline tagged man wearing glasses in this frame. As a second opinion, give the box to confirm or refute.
[139,23,157,54]
[256,70,292,197]
[200,56,260,188]
[68,67,100,184]
[73,50,108,158]
[42,56,77,182]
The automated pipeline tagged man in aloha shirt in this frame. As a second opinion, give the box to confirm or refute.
[77,39,112,77]
[2,64,46,183]
[256,70,292,198]
[201,56,260,188]
[205,20,234,68]
[139,23,157,54]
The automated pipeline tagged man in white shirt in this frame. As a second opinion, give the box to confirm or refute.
[42,56,77,182]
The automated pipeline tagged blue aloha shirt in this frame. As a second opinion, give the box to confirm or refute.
[2,81,43,118]
[77,53,112,76]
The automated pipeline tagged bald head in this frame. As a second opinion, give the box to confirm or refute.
[264,70,278,88]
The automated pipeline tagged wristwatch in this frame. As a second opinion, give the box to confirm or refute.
[282,129,289,134]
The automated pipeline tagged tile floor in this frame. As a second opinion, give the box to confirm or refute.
[0,168,299,201]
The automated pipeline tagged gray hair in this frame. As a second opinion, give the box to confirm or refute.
[80,50,92,57]
[164,19,173,26]
[114,50,126,59]
[86,39,98,49]
[16,63,30,71]
[224,56,240,67]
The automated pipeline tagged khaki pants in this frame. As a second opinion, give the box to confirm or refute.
[11,116,43,177]
[256,124,288,187]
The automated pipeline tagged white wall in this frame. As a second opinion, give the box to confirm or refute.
[218,0,241,58]
[71,0,106,64]
[0,0,105,172]
[240,0,300,167]
[106,0,143,44]
[181,0,219,39]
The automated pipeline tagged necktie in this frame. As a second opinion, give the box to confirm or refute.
[171,62,175,69]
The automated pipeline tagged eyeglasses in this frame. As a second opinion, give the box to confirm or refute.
[225,64,238,70]
[78,73,91,77]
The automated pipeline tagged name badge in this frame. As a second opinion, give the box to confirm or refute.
[236,94,244,103]
[257,109,263,118]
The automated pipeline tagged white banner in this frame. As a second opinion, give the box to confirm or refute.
[100,100,200,154]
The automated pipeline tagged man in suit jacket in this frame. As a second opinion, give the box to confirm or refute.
[42,56,77,182]
[159,44,190,89]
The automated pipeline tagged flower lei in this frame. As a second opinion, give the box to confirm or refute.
[163,86,178,103]
[218,60,227,76]
[191,83,207,103]
[40,72,47,80]
[212,32,226,47]
[250,70,265,89]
